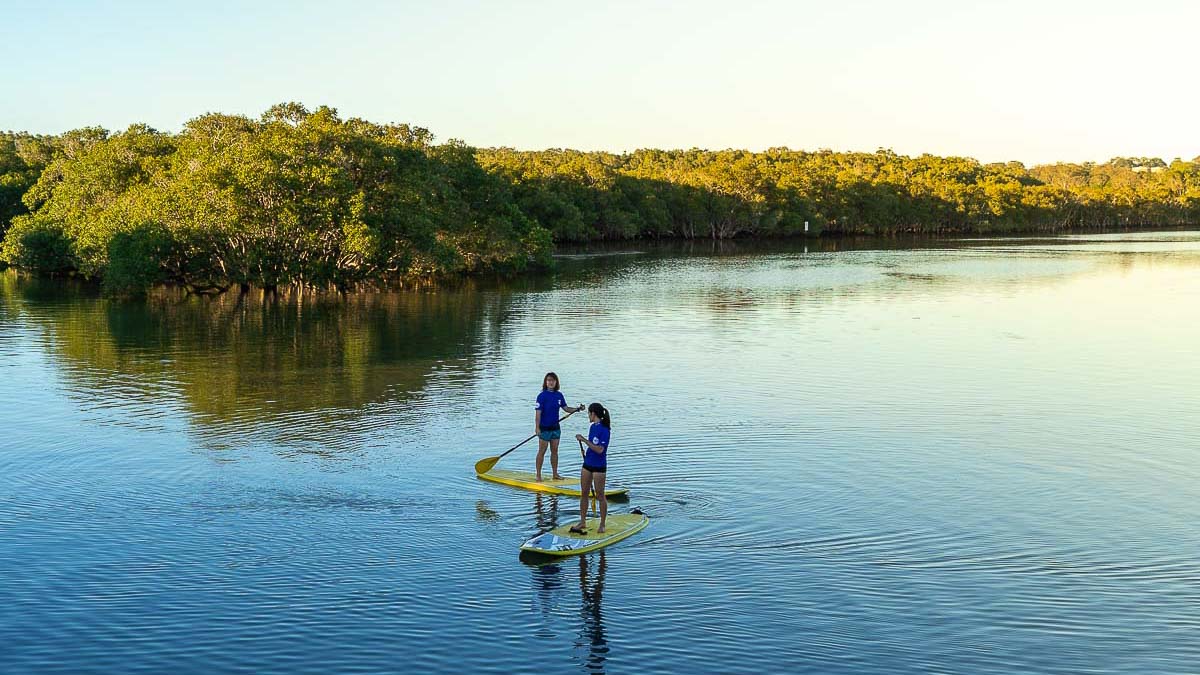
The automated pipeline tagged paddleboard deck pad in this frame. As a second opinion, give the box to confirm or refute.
[520,513,649,556]
[477,468,628,498]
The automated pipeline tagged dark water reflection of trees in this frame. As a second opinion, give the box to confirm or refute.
[0,273,528,430]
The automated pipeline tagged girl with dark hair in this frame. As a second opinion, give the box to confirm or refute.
[571,402,612,534]
[534,372,584,482]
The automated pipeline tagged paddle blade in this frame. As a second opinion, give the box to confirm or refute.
[474,456,500,475]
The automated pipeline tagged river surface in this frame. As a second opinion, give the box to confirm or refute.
[2,231,1198,674]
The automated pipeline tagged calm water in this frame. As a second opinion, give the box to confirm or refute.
[2,232,1199,674]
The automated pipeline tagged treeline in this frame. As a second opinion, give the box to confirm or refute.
[2,103,1198,294]
[477,149,1200,240]
[0,104,551,295]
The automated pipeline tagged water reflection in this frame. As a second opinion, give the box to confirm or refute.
[526,549,610,675]
[575,552,609,674]
[519,490,611,672]
[11,230,1193,459]
[474,500,500,523]
[0,276,523,456]
[533,493,564,531]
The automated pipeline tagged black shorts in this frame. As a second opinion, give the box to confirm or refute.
[582,464,606,474]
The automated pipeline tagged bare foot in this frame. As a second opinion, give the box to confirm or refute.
[552,474,564,481]
[535,475,543,482]
[597,525,606,533]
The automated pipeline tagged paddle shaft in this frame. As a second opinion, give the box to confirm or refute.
[497,409,577,460]
[474,408,580,475]
[579,437,597,516]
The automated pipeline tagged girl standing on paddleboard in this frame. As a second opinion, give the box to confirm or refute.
[572,403,611,534]
[535,372,584,482]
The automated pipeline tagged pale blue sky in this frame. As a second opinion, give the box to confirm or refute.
[2,0,1196,165]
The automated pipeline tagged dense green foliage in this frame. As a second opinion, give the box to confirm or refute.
[2,105,550,293]
[478,149,1200,241]
[0,131,56,246]
[2,103,1198,293]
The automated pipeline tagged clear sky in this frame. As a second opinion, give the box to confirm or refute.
[2,0,1196,165]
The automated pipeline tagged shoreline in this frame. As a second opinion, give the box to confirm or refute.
[4,225,1195,299]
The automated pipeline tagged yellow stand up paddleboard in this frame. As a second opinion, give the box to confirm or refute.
[477,468,629,498]
[520,512,648,556]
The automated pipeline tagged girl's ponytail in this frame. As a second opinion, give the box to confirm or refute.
[588,402,611,429]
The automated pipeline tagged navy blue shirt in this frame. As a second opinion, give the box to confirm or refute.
[535,390,568,429]
[583,423,610,468]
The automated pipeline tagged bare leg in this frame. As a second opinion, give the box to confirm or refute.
[535,438,549,481]
[573,467,592,532]
[550,438,563,480]
[594,472,608,532]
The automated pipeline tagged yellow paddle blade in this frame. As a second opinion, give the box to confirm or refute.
[474,456,500,475]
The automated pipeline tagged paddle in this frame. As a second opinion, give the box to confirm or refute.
[474,409,579,475]
[578,437,596,516]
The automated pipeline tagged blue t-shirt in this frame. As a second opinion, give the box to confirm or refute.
[535,390,568,429]
[583,423,610,468]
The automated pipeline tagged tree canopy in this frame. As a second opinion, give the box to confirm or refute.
[1,105,550,293]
